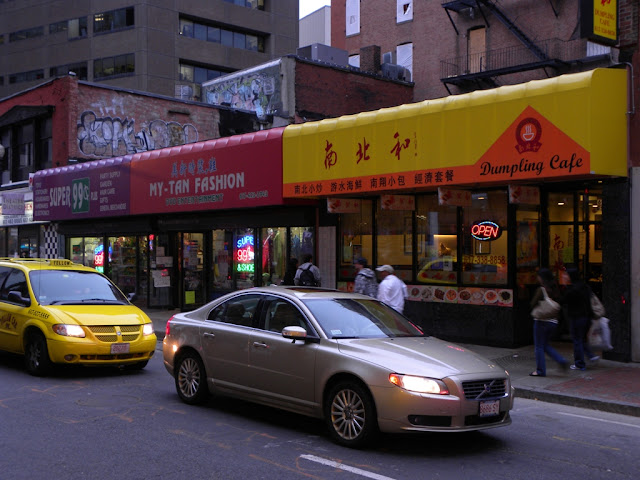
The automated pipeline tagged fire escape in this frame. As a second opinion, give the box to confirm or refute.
[440,0,601,94]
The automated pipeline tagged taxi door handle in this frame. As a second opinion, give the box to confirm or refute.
[253,342,269,349]
[203,332,215,339]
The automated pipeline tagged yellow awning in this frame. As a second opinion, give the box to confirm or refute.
[283,68,627,198]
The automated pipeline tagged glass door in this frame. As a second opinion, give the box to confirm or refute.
[182,232,205,308]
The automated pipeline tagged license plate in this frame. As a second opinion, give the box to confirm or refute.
[111,343,130,354]
[479,400,500,417]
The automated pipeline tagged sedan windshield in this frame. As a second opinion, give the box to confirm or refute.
[303,298,424,339]
[29,270,129,306]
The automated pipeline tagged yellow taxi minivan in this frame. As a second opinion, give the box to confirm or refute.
[0,258,156,375]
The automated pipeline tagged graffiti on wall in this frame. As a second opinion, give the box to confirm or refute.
[204,64,282,120]
[77,111,199,158]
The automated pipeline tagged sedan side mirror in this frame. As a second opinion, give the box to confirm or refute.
[282,326,307,343]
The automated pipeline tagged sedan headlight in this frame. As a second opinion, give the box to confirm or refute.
[52,324,86,338]
[389,373,449,395]
[142,323,154,336]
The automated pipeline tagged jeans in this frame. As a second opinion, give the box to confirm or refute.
[570,315,595,369]
[534,320,567,376]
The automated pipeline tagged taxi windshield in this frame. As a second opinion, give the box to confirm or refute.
[29,270,129,305]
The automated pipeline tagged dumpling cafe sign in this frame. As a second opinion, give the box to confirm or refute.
[471,221,502,241]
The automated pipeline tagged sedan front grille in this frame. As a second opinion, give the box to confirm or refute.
[87,325,141,343]
[462,379,507,400]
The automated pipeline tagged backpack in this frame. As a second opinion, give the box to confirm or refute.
[299,264,318,286]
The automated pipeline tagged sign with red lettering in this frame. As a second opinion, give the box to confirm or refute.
[471,221,502,241]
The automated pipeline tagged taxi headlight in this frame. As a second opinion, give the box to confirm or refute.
[52,324,86,338]
[142,323,154,336]
[389,373,449,395]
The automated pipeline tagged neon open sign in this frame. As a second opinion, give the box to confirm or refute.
[471,221,502,241]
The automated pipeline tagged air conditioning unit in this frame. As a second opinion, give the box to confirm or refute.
[175,84,193,100]
[382,51,395,64]
[296,44,349,67]
[381,63,411,82]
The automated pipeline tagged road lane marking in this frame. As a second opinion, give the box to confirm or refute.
[300,454,396,480]
[557,412,640,429]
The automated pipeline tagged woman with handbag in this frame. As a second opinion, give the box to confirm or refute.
[562,267,600,371]
[530,268,568,376]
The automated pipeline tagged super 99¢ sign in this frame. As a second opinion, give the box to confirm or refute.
[72,178,90,214]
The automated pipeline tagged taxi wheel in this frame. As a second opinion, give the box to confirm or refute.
[175,351,208,405]
[25,331,53,377]
[325,380,377,448]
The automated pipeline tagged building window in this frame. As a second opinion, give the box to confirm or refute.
[50,62,88,80]
[415,195,458,285]
[37,118,53,170]
[376,199,412,282]
[396,43,413,79]
[345,0,360,36]
[9,26,44,42]
[179,63,227,85]
[68,17,88,38]
[179,17,266,53]
[222,0,265,9]
[0,129,11,184]
[16,123,34,182]
[8,69,45,85]
[396,0,413,23]
[94,54,134,79]
[348,55,360,68]
[461,190,508,285]
[339,200,373,280]
[94,7,135,34]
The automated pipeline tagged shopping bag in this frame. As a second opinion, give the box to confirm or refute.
[588,317,613,351]
[590,292,606,319]
[531,287,560,320]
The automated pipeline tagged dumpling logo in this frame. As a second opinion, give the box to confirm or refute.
[515,117,542,153]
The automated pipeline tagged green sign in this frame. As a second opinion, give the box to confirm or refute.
[72,178,90,214]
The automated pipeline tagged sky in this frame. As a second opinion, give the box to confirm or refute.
[299,0,331,19]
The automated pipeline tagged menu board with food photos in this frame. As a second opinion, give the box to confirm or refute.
[407,285,513,307]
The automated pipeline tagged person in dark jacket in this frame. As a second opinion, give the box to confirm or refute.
[562,267,599,370]
[281,257,298,286]
[353,257,378,298]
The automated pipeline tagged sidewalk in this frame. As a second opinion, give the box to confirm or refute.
[145,308,640,418]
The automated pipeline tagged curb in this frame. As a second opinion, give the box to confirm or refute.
[515,386,640,418]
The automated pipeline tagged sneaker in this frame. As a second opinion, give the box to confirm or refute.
[589,355,600,363]
[569,364,586,371]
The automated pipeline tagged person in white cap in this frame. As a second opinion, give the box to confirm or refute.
[375,265,408,314]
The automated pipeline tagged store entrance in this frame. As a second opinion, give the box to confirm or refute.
[180,232,206,310]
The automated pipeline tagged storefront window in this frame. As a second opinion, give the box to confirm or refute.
[212,229,233,294]
[69,236,103,270]
[339,200,372,279]
[462,191,508,285]
[416,195,457,285]
[515,208,540,286]
[149,234,173,307]
[290,226,314,265]
[7,228,18,258]
[376,199,412,282]
[234,228,255,290]
[182,233,205,307]
[0,229,6,256]
[109,236,137,297]
[261,227,286,286]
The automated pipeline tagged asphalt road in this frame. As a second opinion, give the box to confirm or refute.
[1,341,638,480]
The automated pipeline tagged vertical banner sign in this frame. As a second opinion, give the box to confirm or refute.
[580,0,617,46]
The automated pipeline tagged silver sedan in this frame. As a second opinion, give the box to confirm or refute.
[162,287,514,448]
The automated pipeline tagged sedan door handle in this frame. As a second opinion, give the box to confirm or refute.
[252,342,269,349]
[203,332,216,338]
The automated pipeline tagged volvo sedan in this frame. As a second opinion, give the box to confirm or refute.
[163,287,513,448]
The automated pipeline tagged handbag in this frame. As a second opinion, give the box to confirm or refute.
[588,317,613,351]
[531,287,560,320]
[590,291,606,319]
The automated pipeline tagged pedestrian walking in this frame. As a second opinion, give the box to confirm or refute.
[562,267,599,370]
[353,257,378,298]
[281,257,298,286]
[529,268,568,376]
[294,253,321,286]
[376,264,408,314]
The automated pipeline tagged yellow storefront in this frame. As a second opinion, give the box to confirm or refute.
[283,68,631,353]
